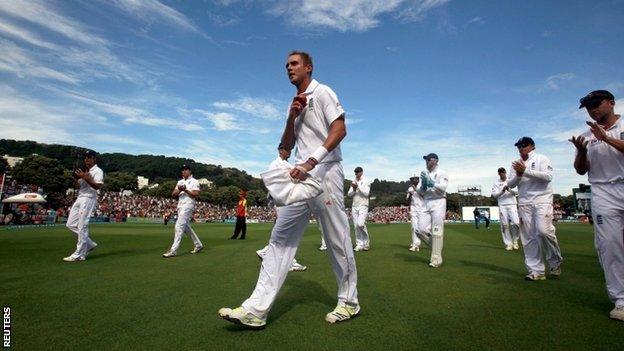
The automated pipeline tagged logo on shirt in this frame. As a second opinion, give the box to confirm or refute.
[620,132,624,140]
[596,215,603,225]
[308,97,314,111]
[531,162,535,170]
[547,165,552,171]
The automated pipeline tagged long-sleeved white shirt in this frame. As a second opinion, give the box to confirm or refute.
[348,176,371,208]
[417,166,448,200]
[491,179,518,206]
[506,150,553,205]
[406,185,424,209]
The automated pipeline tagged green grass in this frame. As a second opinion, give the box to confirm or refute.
[1,222,622,350]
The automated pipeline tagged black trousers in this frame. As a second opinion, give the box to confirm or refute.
[231,216,247,239]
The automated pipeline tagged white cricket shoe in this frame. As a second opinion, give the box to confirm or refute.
[512,242,520,250]
[505,245,513,251]
[609,306,624,321]
[428,262,441,268]
[362,245,370,251]
[549,264,562,278]
[218,306,266,329]
[524,273,546,281]
[62,255,85,262]
[289,261,307,272]
[256,247,268,260]
[325,305,360,324]
[190,246,204,254]
[88,242,98,252]
[409,244,419,252]
[162,251,176,258]
[318,245,327,251]
[353,246,363,252]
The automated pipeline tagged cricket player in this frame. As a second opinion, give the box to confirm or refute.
[406,174,424,252]
[349,166,371,251]
[416,153,448,268]
[219,51,359,328]
[507,137,563,281]
[491,167,520,251]
[570,90,624,321]
[64,150,104,262]
[162,164,203,258]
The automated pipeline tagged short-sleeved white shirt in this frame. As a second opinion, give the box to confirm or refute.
[293,79,345,164]
[580,116,624,184]
[507,151,553,204]
[177,176,200,208]
[78,165,104,198]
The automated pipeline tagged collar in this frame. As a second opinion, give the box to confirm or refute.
[526,150,536,160]
[605,115,621,130]
[88,164,98,171]
[303,79,319,96]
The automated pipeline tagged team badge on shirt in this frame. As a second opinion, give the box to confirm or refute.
[531,162,535,170]
[620,131,624,140]
[596,215,603,225]
[308,97,314,111]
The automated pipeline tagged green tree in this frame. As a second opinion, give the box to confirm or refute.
[142,180,178,198]
[0,157,8,174]
[11,155,70,193]
[103,172,137,192]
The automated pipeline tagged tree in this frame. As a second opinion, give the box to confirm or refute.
[0,157,8,174]
[11,155,70,193]
[103,172,137,192]
[142,180,178,198]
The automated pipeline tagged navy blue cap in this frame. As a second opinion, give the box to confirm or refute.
[423,153,438,161]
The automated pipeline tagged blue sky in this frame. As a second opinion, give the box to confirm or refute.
[1,0,623,195]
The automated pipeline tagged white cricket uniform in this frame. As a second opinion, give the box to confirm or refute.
[579,116,624,308]
[491,179,520,247]
[66,165,104,258]
[348,176,371,249]
[169,176,202,253]
[507,150,563,275]
[417,166,448,266]
[407,185,425,247]
[242,79,358,320]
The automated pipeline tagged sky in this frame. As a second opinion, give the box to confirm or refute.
[1,0,623,195]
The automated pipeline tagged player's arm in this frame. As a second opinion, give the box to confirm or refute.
[506,166,520,188]
[172,184,181,197]
[347,183,355,197]
[491,184,503,199]
[75,170,103,190]
[184,188,200,198]
[432,172,448,193]
[290,117,346,180]
[523,155,553,182]
[586,121,624,154]
[280,95,306,152]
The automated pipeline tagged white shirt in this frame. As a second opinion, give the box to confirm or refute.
[78,164,104,199]
[347,176,371,208]
[507,150,553,204]
[293,79,345,164]
[417,166,448,200]
[177,176,200,208]
[580,116,624,185]
[406,185,424,209]
[491,179,518,206]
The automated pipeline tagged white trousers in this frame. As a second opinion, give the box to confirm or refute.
[352,206,369,248]
[417,198,446,265]
[591,183,624,308]
[410,205,425,246]
[518,203,563,275]
[499,205,520,246]
[66,196,97,258]
[169,205,202,253]
[242,162,358,319]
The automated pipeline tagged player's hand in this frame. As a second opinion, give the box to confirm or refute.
[178,184,186,191]
[502,185,510,192]
[74,169,87,179]
[289,162,313,181]
[351,182,358,189]
[586,121,608,141]
[512,160,525,175]
[568,135,589,152]
[288,94,307,119]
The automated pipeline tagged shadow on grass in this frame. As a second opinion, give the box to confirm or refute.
[394,252,430,264]
[88,248,158,259]
[460,259,519,278]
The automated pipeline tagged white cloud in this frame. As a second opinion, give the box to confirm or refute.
[213,97,283,120]
[193,110,242,131]
[267,0,449,32]
[109,0,203,34]
[466,16,484,26]
[0,20,60,50]
[544,73,575,91]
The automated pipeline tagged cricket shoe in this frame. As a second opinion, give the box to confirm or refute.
[218,306,266,329]
[256,247,268,260]
[190,246,204,254]
[88,242,98,252]
[289,261,307,272]
[409,244,419,252]
[512,242,520,250]
[428,262,441,268]
[524,273,546,281]
[353,246,363,252]
[609,306,624,321]
[362,245,370,251]
[549,264,562,279]
[325,305,360,324]
[63,255,85,262]
[318,245,327,251]
[162,251,176,258]
[505,245,513,251]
